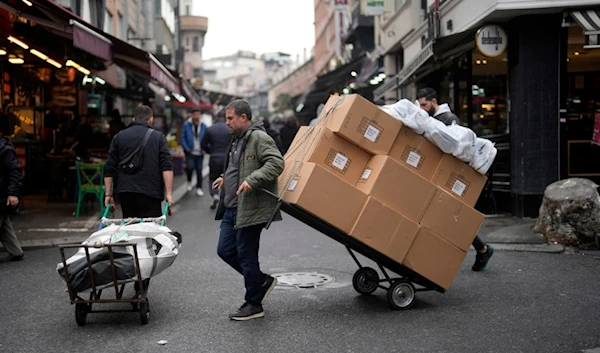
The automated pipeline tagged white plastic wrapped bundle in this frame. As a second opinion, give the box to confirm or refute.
[57,223,182,292]
[380,99,497,175]
[380,99,429,135]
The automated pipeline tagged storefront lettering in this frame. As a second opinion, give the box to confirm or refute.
[476,25,507,57]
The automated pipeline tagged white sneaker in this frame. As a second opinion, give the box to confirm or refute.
[187,183,193,192]
[196,188,204,197]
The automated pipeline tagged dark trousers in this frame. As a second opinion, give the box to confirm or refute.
[185,153,204,188]
[472,235,486,252]
[118,192,162,218]
[217,208,267,306]
[209,156,225,197]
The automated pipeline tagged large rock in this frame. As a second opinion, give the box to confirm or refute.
[532,178,600,246]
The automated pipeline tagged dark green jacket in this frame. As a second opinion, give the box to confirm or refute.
[215,122,284,228]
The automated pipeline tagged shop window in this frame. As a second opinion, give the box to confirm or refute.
[471,49,508,137]
[565,25,600,179]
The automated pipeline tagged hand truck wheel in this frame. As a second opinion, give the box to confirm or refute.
[387,280,415,310]
[139,299,150,325]
[352,267,379,295]
[75,303,89,326]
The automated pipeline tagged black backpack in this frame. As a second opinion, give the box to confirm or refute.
[118,128,153,174]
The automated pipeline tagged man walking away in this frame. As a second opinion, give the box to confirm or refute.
[201,109,230,210]
[0,132,23,262]
[417,87,494,272]
[212,100,284,321]
[104,105,174,218]
[181,109,207,196]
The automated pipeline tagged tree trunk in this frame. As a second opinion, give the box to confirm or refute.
[532,178,600,246]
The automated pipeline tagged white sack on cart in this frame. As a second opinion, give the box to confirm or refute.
[56,223,182,293]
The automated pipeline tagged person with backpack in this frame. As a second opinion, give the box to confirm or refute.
[104,105,174,218]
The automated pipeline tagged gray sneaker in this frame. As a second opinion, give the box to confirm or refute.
[229,302,264,321]
[260,275,278,304]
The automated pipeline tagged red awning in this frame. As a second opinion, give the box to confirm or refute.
[150,54,180,94]
[32,0,113,61]
[70,20,112,61]
[181,78,201,105]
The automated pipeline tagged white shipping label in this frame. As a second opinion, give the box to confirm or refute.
[361,169,372,180]
[287,180,298,191]
[451,180,467,196]
[332,153,348,170]
[406,151,421,168]
[364,124,381,143]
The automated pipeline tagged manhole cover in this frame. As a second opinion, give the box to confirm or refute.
[273,272,335,288]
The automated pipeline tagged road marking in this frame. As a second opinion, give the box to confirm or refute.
[582,348,600,352]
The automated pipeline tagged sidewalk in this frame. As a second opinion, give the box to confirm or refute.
[1,163,209,251]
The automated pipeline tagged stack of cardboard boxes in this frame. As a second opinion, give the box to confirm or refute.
[279,94,488,290]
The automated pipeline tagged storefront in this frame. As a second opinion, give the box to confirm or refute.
[374,10,586,217]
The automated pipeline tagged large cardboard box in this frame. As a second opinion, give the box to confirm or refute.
[285,126,312,159]
[420,188,485,252]
[280,162,367,234]
[350,197,419,264]
[402,228,467,290]
[388,126,444,180]
[356,155,436,223]
[431,154,487,207]
[283,127,371,185]
[322,94,402,155]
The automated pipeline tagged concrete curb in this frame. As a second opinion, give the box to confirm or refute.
[485,243,565,253]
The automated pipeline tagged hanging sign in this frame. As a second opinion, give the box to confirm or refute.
[475,24,508,58]
[365,1,385,16]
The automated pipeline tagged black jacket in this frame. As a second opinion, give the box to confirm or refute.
[105,121,173,200]
[434,111,460,126]
[201,121,230,159]
[0,137,22,201]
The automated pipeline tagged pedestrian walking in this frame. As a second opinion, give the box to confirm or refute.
[201,109,231,209]
[180,109,208,196]
[212,99,284,321]
[104,105,174,218]
[0,131,23,262]
[417,87,494,271]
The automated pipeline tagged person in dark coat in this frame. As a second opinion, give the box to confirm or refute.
[0,130,24,262]
[201,109,231,209]
[278,115,300,155]
[417,87,494,272]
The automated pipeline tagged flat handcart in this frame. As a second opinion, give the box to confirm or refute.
[261,189,445,310]
[58,204,173,326]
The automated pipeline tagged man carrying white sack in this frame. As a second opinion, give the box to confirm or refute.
[417,87,494,272]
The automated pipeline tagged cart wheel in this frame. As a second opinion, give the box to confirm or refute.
[139,299,150,325]
[75,303,89,326]
[352,267,379,295]
[387,280,415,310]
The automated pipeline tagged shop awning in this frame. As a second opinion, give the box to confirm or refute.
[180,78,201,105]
[30,0,113,61]
[374,42,433,101]
[570,9,600,49]
[149,54,180,95]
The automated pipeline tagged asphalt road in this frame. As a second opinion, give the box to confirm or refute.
[1,191,600,353]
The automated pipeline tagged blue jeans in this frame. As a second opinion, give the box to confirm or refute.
[217,208,267,305]
[185,153,204,188]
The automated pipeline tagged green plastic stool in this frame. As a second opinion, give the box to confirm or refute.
[75,162,105,218]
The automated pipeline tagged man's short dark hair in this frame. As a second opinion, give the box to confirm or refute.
[191,108,201,114]
[417,87,438,101]
[133,105,153,121]
[225,99,252,120]
[216,109,226,121]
